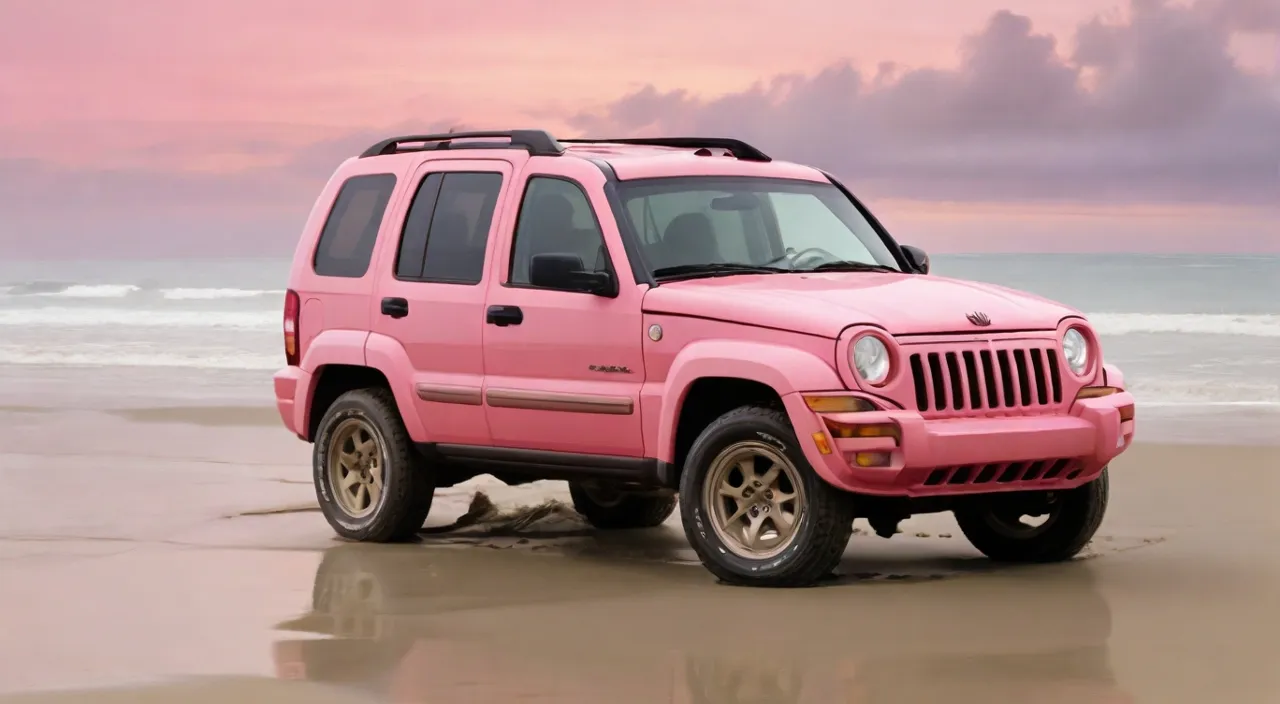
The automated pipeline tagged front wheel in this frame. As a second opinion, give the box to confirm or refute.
[679,406,856,587]
[954,468,1109,563]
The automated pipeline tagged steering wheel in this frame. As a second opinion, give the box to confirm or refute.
[769,247,839,269]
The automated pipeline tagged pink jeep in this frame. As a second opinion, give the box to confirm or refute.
[273,130,1136,587]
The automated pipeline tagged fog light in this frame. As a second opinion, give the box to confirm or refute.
[811,432,833,455]
[854,451,892,467]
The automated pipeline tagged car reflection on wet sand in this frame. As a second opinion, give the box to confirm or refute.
[273,544,1135,703]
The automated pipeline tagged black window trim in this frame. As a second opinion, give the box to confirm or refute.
[607,174,912,284]
[311,172,398,279]
[502,174,621,297]
[392,170,506,287]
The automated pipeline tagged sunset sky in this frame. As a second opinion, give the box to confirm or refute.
[1,0,1277,257]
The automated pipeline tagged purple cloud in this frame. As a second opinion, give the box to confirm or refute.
[0,0,1275,257]
[571,0,1280,206]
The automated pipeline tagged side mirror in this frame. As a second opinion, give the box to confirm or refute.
[529,252,616,296]
[901,245,930,275]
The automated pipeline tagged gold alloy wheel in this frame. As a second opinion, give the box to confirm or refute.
[703,441,807,559]
[326,418,386,519]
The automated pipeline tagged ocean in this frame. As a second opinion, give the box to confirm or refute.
[0,254,1276,444]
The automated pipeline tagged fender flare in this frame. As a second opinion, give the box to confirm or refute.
[656,339,842,463]
[299,330,427,443]
[362,332,430,442]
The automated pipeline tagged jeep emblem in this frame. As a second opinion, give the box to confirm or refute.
[966,311,991,326]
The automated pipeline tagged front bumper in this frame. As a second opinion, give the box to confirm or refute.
[783,391,1136,497]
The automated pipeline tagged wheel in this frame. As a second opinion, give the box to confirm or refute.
[679,406,856,587]
[568,481,676,529]
[954,468,1109,563]
[312,387,434,542]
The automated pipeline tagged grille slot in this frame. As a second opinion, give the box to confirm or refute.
[909,343,1063,414]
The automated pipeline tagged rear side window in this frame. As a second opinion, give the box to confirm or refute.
[312,174,397,278]
[395,172,504,285]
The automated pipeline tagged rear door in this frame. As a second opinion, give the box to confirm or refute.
[369,158,514,445]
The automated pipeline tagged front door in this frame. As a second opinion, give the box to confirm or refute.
[369,158,514,445]
[481,160,647,457]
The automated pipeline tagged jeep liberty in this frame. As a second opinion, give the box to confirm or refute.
[273,130,1136,587]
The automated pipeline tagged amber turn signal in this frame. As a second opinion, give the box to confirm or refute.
[803,395,875,413]
[811,432,833,455]
[1118,404,1135,422]
[823,418,901,444]
[1076,386,1120,399]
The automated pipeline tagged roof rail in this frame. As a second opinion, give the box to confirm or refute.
[359,130,564,158]
[559,137,772,162]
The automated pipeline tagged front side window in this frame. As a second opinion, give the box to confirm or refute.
[509,177,611,288]
[615,177,901,278]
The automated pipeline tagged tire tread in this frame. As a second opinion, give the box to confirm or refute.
[680,406,855,588]
[314,387,433,543]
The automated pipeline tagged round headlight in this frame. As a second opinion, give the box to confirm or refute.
[852,335,891,385]
[1062,327,1090,376]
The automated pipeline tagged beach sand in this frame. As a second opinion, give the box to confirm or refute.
[1,404,1277,702]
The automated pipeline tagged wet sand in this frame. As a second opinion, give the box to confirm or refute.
[1,405,1278,702]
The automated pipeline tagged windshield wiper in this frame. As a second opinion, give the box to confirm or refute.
[653,263,788,280]
[802,260,900,273]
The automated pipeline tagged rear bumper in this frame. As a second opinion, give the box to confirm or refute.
[273,366,313,440]
[785,391,1136,497]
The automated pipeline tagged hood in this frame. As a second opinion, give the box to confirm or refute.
[641,272,1081,338]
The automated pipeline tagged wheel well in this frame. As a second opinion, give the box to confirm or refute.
[307,364,392,440]
[672,377,784,474]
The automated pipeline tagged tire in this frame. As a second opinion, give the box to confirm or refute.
[678,406,856,587]
[568,482,677,529]
[313,387,434,542]
[954,468,1109,563]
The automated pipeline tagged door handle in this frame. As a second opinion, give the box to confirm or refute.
[486,305,523,327]
[380,297,409,319]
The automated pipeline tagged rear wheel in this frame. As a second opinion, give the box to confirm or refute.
[954,469,1109,563]
[568,482,677,529]
[313,388,434,542]
[679,406,856,587]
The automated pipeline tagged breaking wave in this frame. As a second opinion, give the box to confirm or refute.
[0,282,283,300]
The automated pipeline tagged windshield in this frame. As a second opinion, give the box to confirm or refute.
[614,177,903,279]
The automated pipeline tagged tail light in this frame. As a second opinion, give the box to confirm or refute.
[283,289,301,366]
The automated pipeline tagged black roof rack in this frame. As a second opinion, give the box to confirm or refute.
[359,130,564,158]
[559,137,772,162]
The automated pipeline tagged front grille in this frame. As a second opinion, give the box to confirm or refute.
[908,344,1063,414]
[922,459,1081,487]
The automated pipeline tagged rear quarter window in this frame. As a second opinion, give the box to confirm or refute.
[312,173,397,278]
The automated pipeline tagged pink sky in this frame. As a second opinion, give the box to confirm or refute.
[1,0,1276,257]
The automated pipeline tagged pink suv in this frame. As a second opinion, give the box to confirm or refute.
[273,130,1136,587]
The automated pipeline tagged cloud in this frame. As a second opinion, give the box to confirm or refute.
[1,0,1276,257]
[571,0,1280,206]
[0,119,466,257]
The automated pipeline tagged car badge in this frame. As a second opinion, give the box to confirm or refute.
[966,311,991,327]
